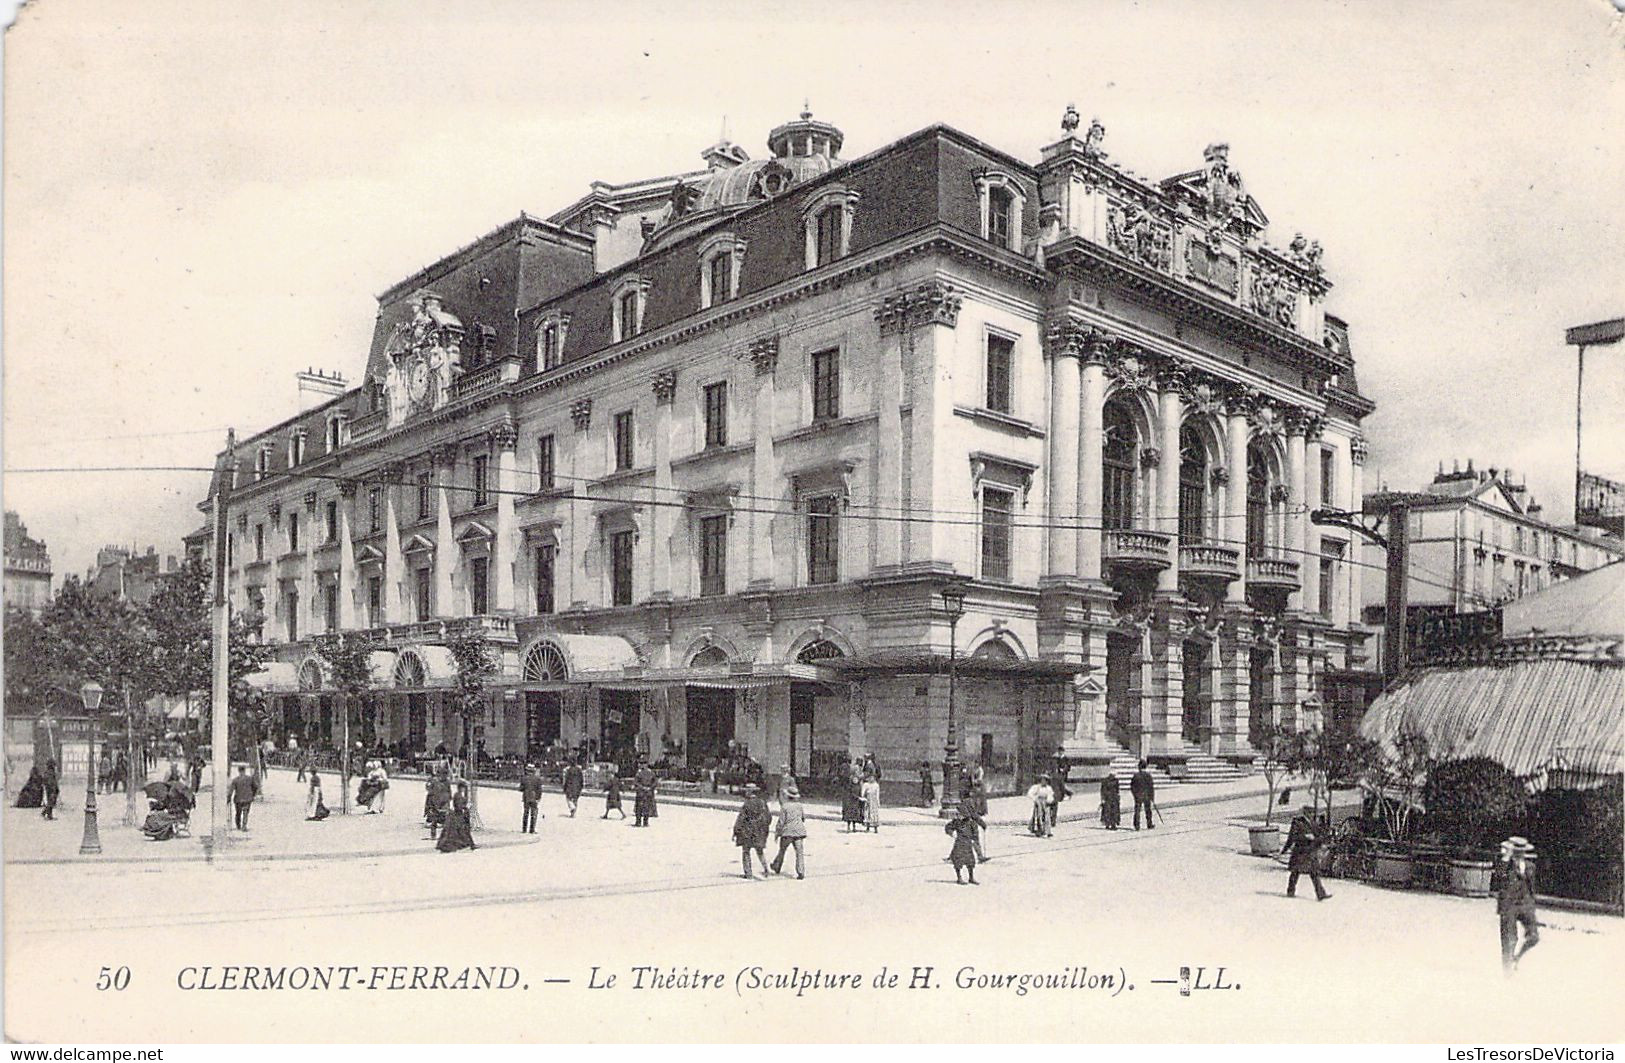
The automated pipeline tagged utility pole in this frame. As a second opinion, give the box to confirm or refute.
[1564,318,1624,524]
[210,429,234,854]
[1310,501,1407,680]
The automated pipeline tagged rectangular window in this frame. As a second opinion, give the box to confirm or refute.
[811,348,840,422]
[291,434,305,466]
[537,435,555,490]
[288,512,300,552]
[814,207,843,266]
[325,500,338,543]
[619,291,640,339]
[227,533,234,566]
[286,591,299,642]
[985,333,1013,414]
[367,576,382,627]
[535,544,556,615]
[1319,446,1335,506]
[472,454,490,507]
[418,472,433,520]
[540,324,560,370]
[987,187,1012,248]
[981,487,1014,582]
[703,382,729,448]
[470,556,489,616]
[1318,541,1344,619]
[807,496,839,585]
[323,583,339,632]
[699,515,728,597]
[368,487,382,534]
[708,253,732,306]
[254,524,265,562]
[614,411,635,471]
[327,418,342,453]
[610,529,635,606]
[416,568,432,622]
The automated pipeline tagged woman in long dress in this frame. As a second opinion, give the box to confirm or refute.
[861,772,882,833]
[142,799,178,841]
[1099,773,1121,830]
[602,767,626,819]
[305,768,324,820]
[840,776,865,832]
[436,782,477,852]
[424,771,451,837]
[947,798,984,885]
[1027,776,1054,838]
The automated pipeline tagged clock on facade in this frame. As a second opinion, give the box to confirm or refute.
[408,357,430,403]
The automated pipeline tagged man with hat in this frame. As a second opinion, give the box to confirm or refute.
[1494,836,1540,973]
[769,779,808,879]
[227,762,259,832]
[519,763,545,834]
[1281,804,1330,901]
[732,782,772,879]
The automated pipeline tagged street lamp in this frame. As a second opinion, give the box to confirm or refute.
[939,586,967,818]
[79,680,104,856]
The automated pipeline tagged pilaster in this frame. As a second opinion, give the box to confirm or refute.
[746,337,778,589]
[650,371,677,599]
[382,464,406,624]
[434,442,458,618]
[492,421,519,614]
[337,480,358,630]
[1043,321,1083,578]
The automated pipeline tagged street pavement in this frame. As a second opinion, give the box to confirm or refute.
[4,770,1620,1043]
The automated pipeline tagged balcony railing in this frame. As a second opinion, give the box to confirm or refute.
[348,614,519,646]
[1103,529,1174,571]
[1246,554,1301,591]
[1179,542,1242,582]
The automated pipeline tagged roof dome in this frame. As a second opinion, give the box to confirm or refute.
[642,107,845,253]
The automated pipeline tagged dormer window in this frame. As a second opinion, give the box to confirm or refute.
[535,312,570,372]
[802,188,860,270]
[699,234,746,309]
[326,415,346,453]
[256,446,272,482]
[611,277,649,342]
[973,170,1026,253]
[289,430,306,468]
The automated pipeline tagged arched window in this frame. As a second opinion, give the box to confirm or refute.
[1179,424,1208,543]
[1246,440,1271,554]
[393,651,427,689]
[298,660,324,692]
[1102,401,1137,531]
[523,642,569,682]
[690,645,729,668]
[971,638,1017,661]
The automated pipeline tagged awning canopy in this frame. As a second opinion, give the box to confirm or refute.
[1361,653,1624,788]
[825,653,1088,678]
[243,662,299,693]
[367,650,397,687]
[535,633,643,683]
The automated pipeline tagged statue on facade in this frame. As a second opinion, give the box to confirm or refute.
[1200,142,1245,241]
[1083,117,1106,158]
[1061,103,1081,135]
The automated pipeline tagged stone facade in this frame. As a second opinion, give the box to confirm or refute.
[4,511,53,614]
[202,107,1376,795]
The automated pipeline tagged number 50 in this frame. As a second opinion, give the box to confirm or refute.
[96,966,131,991]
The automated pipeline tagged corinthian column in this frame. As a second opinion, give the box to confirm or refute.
[873,295,909,571]
[1223,389,1254,603]
[1156,363,1184,594]
[337,480,358,630]
[1284,408,1308,612]
[1077,334,1108,582]
[747,337,779,589]
[1301,415,1325,616]
[493,422,519,613]
[1044,323,1082,579]
[650,371,676,598]
[301,490,317,637]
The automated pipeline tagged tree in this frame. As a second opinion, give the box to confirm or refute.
[1364,726,1432,843]
[1423,756,1530,855]
[314,631,375,815]
[447,630,498,828]
[1286,728,1382,828]
[4,606,58,715]
[1253,721,1303,827]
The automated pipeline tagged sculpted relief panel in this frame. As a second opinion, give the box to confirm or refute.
[379,293,465,427]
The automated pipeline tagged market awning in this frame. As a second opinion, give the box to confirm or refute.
[243,662,299,693]
[1361,651,1624,787]
[824,653,1089,679]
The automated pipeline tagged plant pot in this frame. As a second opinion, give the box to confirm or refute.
[1249,824,1283,856]
[1371,846,1415,886]
[1446,857,1495,898]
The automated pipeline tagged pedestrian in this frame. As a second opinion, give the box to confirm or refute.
[356,761,384,812]
[633,760,658,827]
[113,751,128,794]
[863,753,882,784]
[424,769,451,838]
[98,749,113,794]
[1493,836,1540,974]
[1027,775,1054,837]
[966,769,991,862]
[603,765,627,820]
[1049,750,1071,830]
[520,764,544,834]
[1281,804,1330,902]
[563,757,585,817]
[188,754,203,794]
[861,772,882,833]
[732,783,772,879]
[776,764,796,804]
[918,760,935,808]
[227,763,258,831]
[305,767,327,820]
[946,797,984,885]
[41,758,60,820]
[296,747,310,783]
[769,782,808,879]
[436,781,477,853]
[368,760,389,813]
[1130,759,1156,830]
[1099,773,1121,830]
[840,773,865,833]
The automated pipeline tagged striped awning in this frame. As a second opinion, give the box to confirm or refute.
[1360,656,1624,787]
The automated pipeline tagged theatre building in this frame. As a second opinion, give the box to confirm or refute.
[205,106,1375,794]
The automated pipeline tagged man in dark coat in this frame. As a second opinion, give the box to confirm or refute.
[519,765,545,834]
[424,771,452,838]
[965,770,991,862]
[732,783,772,878]
[1099,773,1121,830]
[632,762,658,827]
[562,758,585,817]
[227,763,258,831]
[1129,760,1156,830]
[1282,804,1330,901]
[1049,749,1071,830]
[1493,836,1540,973]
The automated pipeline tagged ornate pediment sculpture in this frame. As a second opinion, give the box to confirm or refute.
[1107,201,1172,273]
[382,292,464,427]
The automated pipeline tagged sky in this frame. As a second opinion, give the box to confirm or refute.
[3,0,1623,587]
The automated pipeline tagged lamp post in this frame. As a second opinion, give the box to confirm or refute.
[938,586,967,818]
[79,680,105,856]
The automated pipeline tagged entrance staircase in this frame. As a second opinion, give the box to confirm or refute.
[1093,741,1253,792]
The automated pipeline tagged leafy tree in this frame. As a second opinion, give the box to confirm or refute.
[1364,726,1432,843]
[1285,729,1382,828]
[447,630,498,827]
[315,631,376,815]
[4,605,59,714]
[1423,756,1530,854]
[141,558,211,705]
[1253,721,1304,827]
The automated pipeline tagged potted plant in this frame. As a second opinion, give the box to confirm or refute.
[1325,817,1369,879]
[1248,722,1300,856]
[1424,756,1530,897]
[1365,727,1430,886]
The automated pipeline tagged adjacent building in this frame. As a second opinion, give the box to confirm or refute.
[202,106,1376,793]
[4,511,53,614]
[85,545,179,607]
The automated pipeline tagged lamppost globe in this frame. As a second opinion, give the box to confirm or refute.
[942,588,967,623]
[79,679,105,855]
[939,585,969,818]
